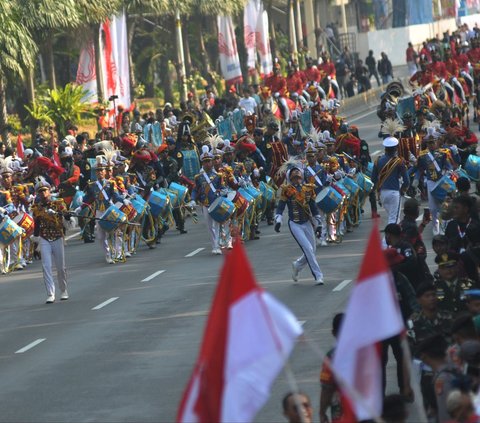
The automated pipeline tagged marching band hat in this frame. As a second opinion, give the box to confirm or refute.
[95,155,108,169]
[382,136,399,147]
[34,178,51,192]
[435,252,459,267]
[200,145,213,161]
[416,282,436,298]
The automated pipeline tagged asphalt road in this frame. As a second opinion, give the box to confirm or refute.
[0,105,440,422]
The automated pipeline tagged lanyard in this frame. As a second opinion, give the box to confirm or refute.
[201,170,217,193]
[96,180,111,203]
[427,152,441,173]
[307,166,323,187]
[458,218,471,239]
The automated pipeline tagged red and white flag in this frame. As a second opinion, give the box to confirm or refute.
[177,241,303,423]
[16,134,24,160]
[332,222,404,421]
[244,0,260,74]
[256,5,273,76]
[217,15,243,86]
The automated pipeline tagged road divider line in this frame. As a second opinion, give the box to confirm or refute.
[348,108,377,123]
[65,231,81,241]
[15,338,46,354]
[371,150,381,157]
[185,248,205,257]
[333,279,352,292]
[141,270,166,282]
[92,297,119,310]
[299,320,306,326]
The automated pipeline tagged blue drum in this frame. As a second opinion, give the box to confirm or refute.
[148,191,169,218]
[168,182,188,206]
[132,194,148,217]
[208,197,236,223]
[334,182,351,199]
[0,217,22,246]
[456,168,470,181]
[355,173,374,194]
[343,177,360,197]
[465,155,480,181]
[431,175,456,202]
[238,188,255,203]
[182,150,200,180]
[316,187,343,214]
[364,162,374,178]
[99,205,127,233]
[260,182,275,202]
[71,190,84,210]
[159,188,178,209]
[244,186,262,201]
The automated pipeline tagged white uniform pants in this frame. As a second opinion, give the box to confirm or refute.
[40,237,67,297]
[426,180,441,234]
[95,211,110,259]
[380,189,401,224]
[407,61,417,76]
[288,220,323,280]
[202,206,220,250]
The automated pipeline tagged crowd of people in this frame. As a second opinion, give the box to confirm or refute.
[4,22,480,423]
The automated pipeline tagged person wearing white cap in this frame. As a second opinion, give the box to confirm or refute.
[191,146,226,255]
[31,180,70,304]
[372,136,410,224]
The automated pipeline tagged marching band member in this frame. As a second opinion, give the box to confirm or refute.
[275,160,325,285]
[31,179,70,304]
[191,146,226,255]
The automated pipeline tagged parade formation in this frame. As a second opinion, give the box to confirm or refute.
[7,21,480,423]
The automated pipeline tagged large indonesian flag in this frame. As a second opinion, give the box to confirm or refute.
[332,222,404,421]
[177,241,303,423]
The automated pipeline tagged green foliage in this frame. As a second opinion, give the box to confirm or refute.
[6,115,24,135]
[134,83,146,99]
[25,83,95,137]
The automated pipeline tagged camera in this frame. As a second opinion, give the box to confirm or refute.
[109,95,119,101]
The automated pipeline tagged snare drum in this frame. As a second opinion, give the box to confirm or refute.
[13,212,34,238]
[333,182,350,199]
[316,187,343,214]
[99,205,127,232]
[343,177,360,197]
[430,175,456,202]
[355,173,374,194]
[131,194,148,219]
[227,191,249,218]
[117,202,137,222]
[0,217,23,246]
[465,155,480,181]
[168,182,188,206]
[208,197,236,223]
[148,191,169,218]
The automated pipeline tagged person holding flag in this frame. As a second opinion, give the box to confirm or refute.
[274,159,325,285]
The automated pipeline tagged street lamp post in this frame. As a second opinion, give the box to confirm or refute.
[175,9,187,102]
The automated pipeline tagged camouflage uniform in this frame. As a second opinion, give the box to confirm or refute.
[435,277,476,314]
[411,309,454,345]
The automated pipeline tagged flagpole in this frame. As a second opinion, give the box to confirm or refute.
[175,9,187,103]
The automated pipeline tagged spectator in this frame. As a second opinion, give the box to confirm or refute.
[282,392,313,423]
[365,50,381,87]
[355,59,371,93]
[378,52,394,84]
[335,59,347,98]
[406,42,418,76]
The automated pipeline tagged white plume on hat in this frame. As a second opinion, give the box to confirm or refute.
[381,118,405,137]
[200,145,213,161]
[93,140,114,152]
[0,156,13,175]
[60,146,73,158]
[276,157,304,183]
[34,175,51,191]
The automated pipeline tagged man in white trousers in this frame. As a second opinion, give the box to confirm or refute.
[31,180,70,304]
[371,137,410,224]
[275,166,324,285]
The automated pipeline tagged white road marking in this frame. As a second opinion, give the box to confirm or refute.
[333,279,352,292]
[141,270,166,282]
[299,320,307,326]
[15,338,46,354]
[92,297,119,310]
[371,150,382,157]
[185,248,205,257]
[348,108,377,122]
[65,231,81,241]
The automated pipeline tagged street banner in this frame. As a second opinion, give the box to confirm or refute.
[217,15,243,86]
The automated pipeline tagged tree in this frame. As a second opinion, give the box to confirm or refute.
[0,1,37,144]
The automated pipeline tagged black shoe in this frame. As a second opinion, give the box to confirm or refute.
[179,229,187,234]
[267,220,274,225]
[255,229,261,234]
[84,238,94,243]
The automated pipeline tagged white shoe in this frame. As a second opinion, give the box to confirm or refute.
[292,262,299,282]
[20,259,27,267]
[14,263,24,271]
[315,277,324,286]
[106,256,114,264]
[45,295,55,304]
[60,291,69,301]
[320,239,328,247]
[125,251,131,258]
[212,248,222,255]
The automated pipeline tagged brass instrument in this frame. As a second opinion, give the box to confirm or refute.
[190,112,215,143]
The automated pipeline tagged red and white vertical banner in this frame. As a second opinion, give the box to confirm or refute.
[217,15,243,86]
[76,11,130,111]
[244,0,260,74]
[256,5,273,76]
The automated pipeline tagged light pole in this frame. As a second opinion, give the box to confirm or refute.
[175,9,187,102]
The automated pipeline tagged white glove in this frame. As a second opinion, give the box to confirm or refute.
[220,188,229,196]
[274,92,280,98]
[123,199,132,206]
[47,208,56,215]
[348,168,356,176]
[0,207,6,214]
[238,178,247,187]
[27,194,35,203]
[441,78,446,84]
[74,207,82,215]
[287,128,294,137]
[275,214,282,224]
[188,200,196,208]
[334,170,343,180]
[253,169,260,178]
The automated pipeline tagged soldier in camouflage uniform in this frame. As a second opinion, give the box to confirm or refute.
[434,252,477,314]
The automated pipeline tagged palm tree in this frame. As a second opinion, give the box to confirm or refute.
[22,0,81,91]
[0,1,37,143]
